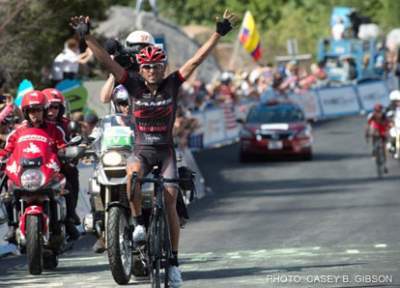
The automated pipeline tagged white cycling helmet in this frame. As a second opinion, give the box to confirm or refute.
[389,90,400,101]
[126,30,155,47]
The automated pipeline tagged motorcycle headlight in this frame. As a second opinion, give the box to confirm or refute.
[390,127,397,138]
[102,151,124,166]
[20,169,44,191]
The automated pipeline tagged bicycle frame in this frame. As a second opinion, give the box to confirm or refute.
[132,168,183,288]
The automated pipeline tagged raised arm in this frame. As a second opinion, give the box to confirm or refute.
[179,9,238,80]
[70,16,126,82]
[100,74,115,103]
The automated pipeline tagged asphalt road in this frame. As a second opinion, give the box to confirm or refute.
[1,115,400,288]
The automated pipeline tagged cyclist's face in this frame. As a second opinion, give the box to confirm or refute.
[139,63,166,84]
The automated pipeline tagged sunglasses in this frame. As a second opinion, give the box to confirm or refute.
[48,104,60,110]
[141,63,165,70]
[27,107,43,113]
[116,101,129,107]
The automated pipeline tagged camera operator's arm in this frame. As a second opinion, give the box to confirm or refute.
[70,16,126,83]
[100,74,115,103]
[179,10,238,80]
[78,47,93,64]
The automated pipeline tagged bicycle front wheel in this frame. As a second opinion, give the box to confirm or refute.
[149,212,168,288]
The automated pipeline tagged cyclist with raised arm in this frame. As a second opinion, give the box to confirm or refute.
[70,10,238,286]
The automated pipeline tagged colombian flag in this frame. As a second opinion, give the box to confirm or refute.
[239,11,262,61]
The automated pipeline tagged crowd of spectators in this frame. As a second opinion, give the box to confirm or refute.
[177,60,329,115]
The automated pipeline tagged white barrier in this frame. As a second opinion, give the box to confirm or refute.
[190,78,393,148]
[202,108,226,147]
[288,90,321,120]
[356,81,390,111]
[318,85,360,117]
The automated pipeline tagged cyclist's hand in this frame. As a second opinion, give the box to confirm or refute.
[70,15,91,38]
[216,9,239,36]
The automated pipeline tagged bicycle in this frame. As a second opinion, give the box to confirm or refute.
[132,165,194,288]
[371,134,386,179]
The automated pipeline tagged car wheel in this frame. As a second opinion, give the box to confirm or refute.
[302,151,313,161]
[239,152,250,163]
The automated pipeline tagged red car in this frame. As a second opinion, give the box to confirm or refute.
[239,102,313,162]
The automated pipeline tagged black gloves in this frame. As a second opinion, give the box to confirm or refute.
[70,16,91,38]
[216,9,238,36]
[216,18,233,36]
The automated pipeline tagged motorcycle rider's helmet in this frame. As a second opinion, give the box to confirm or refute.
[389,90,400,102]
[125,30,155,52]
[112,85,130,113]
[373,103,383,113]
[136,45,167,65]
[42,88,65,119]
[21,90,47,121]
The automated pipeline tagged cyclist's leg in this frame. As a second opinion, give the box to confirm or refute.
[127,148,147,222]
[161,147,183,285]
[160,147,180,258]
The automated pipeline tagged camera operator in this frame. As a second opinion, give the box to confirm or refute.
[100,31,155,106]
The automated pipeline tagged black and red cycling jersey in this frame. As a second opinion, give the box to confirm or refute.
[119,70,185,146]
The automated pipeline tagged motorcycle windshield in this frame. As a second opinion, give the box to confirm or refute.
[5,128,60,187]
[99,114,134,152]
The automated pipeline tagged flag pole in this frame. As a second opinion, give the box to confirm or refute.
[228,31,241,70]
[228,11,246,71]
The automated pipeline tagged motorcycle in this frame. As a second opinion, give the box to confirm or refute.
[1,128,82,275]
[83,114,153,284]
[84,114,194,284]
[388,108,400,159]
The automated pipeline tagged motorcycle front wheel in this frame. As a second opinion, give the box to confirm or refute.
[26,214,43,275]
[107,206,132,284]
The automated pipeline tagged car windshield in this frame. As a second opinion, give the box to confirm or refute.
[246,105,305,123]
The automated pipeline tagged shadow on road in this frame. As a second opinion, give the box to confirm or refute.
[183,261,364,281]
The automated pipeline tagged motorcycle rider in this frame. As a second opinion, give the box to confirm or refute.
[0,90,81,242]
[110,85,131,116]
[70,9,238,287]
[42,88,81,237]
[365,103,391,173]
[385,90,400,157]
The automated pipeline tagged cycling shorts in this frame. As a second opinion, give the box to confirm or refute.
[128,145,178,187]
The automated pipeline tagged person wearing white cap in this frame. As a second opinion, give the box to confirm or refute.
[100,30,155,105]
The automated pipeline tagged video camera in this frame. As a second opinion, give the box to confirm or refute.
[104,39,141,71]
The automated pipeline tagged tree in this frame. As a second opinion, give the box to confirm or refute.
[0,0,111,90]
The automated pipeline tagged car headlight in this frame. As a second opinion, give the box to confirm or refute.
[102,151,124,166]
[296,126,312,138]
[20,169,44,191]
[239,129,254,138]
